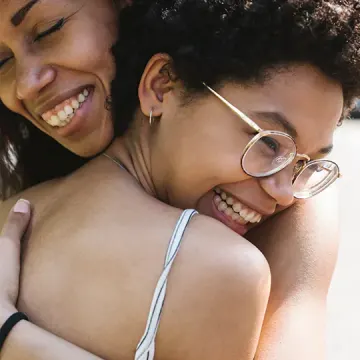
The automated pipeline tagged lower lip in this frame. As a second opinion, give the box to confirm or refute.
[211,195,248,236]
[55,88,94,138]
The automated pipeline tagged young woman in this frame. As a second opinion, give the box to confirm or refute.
[0,0,359,359]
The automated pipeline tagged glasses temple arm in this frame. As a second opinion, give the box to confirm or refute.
[203,83,262,133]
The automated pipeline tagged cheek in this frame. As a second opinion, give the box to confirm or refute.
[159,132,250,208]
[172,125,249,182]
[47,24,116,91]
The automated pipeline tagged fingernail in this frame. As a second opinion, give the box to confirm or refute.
[13,199,30,214]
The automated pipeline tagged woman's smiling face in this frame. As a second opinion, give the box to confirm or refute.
[0,0,118,157]
[143,63,343,236]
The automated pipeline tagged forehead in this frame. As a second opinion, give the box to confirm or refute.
[227,65,343,156]
[0,0,79,24]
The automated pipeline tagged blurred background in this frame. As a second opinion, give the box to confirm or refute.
[326,104,360,359]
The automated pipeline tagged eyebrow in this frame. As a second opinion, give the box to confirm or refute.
[253,111,333,156]
[318,144,333,155]
[253,111,298,139]
[11,0,40,27]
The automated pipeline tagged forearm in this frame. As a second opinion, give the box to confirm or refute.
[248,187,339,360]
[254,300,326,360]
[0,308,103,360]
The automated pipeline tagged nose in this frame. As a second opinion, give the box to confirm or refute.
[16,57,56,100]
[259,168,295,207]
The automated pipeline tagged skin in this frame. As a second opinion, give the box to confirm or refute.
[0,0,118,156]
[0,56,342,360]
[0,1,341,359]
[248,187,340,360]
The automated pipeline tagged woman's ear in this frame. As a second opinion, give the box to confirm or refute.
[138,54,177,117]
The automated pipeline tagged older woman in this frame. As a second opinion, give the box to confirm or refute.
[0,1,358,359]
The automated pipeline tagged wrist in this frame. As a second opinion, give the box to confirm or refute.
[0,305,18,327]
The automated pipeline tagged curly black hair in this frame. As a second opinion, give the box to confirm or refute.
[111,0,360,136]
[1,0,360,199]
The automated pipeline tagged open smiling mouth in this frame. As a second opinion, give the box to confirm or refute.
[213,187,263,226]
[41,88,91,128]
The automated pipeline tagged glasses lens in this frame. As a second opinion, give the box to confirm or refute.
[242,132,296,177]
[293,160,339,199]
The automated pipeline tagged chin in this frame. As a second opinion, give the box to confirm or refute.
[63,132,114,158]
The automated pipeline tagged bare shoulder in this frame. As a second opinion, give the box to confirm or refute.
[186,214,270,278]
[0,178,63,230]
[157,214,271,360]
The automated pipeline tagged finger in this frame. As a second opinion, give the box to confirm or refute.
[0,200,31,304]
[1,199,31,240]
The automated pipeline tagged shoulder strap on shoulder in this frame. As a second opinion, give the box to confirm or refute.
[135,209,197,360]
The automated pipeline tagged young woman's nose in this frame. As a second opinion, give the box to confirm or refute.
[259,168,295,207]
[16,57,56,100]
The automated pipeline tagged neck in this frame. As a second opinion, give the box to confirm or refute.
[105,123,158,198]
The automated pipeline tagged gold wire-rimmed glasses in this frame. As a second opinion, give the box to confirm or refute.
[203,83,341,199]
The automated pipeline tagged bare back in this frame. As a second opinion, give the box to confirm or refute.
[1,158,269,360]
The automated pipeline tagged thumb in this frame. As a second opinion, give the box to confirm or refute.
[0,199,31,305]
[1,199,31,242]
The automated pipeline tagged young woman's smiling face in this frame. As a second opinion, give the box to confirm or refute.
[144,63,343,236]
[0,0,118,157]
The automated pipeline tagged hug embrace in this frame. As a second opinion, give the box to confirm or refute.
[0,1,359,359]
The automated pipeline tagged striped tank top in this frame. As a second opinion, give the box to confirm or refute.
[134,209,197,360]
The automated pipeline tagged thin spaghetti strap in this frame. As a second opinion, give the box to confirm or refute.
[135,209,197,360]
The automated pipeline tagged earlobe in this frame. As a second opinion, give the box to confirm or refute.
[138,53,176,117]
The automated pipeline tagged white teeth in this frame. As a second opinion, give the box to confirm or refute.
[246,211,256,222]
[58,110,67,121]
[213,190,262,225]
[49,115,60,126]
[214,195,222,205]
[218,201,228,212]
[78,94,86,103]
[253,213,261,223]
[233,203,242,213]
[43,89,90,127]
[240,209,250,219]
[64,105,74,115]
[232,213,240,221]
[71,100,80,109]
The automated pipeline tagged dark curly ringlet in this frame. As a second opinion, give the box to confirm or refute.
[111,0,360,137]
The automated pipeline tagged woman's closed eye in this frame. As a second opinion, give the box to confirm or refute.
[34,18,66,41]
[0,18,66,69]
[0,56,13,69]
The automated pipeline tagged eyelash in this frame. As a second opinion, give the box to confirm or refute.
[0,18,66,69]
[34,18,66,41]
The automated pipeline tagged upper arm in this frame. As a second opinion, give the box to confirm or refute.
[247,186,340,359]
[248,185,339,305]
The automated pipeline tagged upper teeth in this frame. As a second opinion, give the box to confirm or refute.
[213,187,262,224]
[42,89,90,127]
